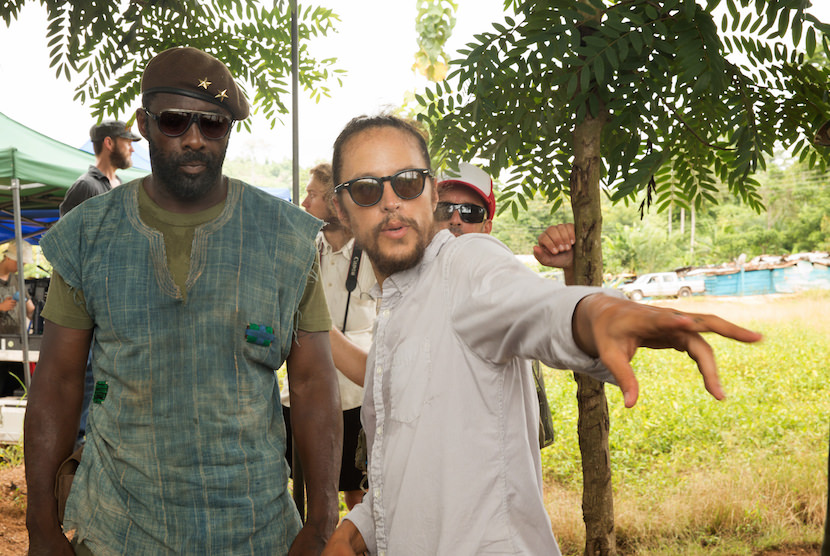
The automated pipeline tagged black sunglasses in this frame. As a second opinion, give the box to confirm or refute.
[143,108,233,140]
[434,202,488,224]
[334,168,432,207]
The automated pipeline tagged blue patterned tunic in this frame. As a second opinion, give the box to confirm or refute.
[40,179,322,555]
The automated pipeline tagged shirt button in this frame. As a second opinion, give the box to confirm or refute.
[377,424,383,436]
[376,366,382,376]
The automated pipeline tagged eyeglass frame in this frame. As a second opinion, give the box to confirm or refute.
[142,108,234,140]
[434,201,489,224]
[334,168,433,207]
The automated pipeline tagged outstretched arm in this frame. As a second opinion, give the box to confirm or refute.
[572,293,763,408]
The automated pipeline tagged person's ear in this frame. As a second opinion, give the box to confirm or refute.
[103,136,115,152]
[136,108,150,140]
[483,219,493,235]
[334,194,350,227]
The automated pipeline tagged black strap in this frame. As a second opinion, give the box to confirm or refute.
[342,245,362,333]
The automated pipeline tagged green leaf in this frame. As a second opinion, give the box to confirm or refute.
[806,26,816,58]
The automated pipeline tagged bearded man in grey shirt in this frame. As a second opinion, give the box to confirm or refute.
[321,113,763,556]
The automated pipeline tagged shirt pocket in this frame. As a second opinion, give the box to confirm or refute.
[388,337,431,423]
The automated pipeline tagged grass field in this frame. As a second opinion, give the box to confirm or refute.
[3,291,828,554]
[541,291,830,555]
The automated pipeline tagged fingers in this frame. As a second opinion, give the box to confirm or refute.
[598,346,640,408]
[587,297,762,407]
[537,224,575,254]
[534,224,576,268]
[683,333,725,400]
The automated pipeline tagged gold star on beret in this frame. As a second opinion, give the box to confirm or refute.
[141,46,250,120]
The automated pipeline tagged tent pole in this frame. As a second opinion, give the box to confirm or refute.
[11,177,30,390]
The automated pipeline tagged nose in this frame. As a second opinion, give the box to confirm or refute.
[379,180,400,211]
[180,118,206,149]
[448,209,463,225]
[301,195,310,210]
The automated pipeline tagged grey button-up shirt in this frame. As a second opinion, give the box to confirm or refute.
[346,230,617,555]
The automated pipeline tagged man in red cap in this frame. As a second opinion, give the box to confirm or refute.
[434,162,577,281]
[26,47,341,555]
[434,162,496,236]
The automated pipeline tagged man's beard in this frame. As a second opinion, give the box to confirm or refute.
[360,215,430,278]
[109,147,131,170]
[147,137,225,201]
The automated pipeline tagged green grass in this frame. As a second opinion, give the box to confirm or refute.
[540,292,829,555]
[0,442,24,469]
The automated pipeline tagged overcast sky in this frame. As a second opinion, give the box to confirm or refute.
[1,1,828,174]
[0,1,506,168]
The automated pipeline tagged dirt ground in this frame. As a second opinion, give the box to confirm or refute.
[1,294,826,555]
[0,463,28,555]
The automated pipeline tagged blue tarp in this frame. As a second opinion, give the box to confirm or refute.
[703,262,830,295]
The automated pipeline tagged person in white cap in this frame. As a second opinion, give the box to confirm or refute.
[434,162,578,282]
[434,162,496,236]
[0,241,35,397]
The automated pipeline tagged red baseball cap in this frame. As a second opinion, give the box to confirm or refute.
[437,162,496,218]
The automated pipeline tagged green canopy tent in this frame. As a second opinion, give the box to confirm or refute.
[0,110,148,387]
[0,110,147,218]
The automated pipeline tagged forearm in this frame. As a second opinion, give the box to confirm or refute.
[287,332,343,539]
[24,321,91,537]
[291,383,342,533]
[571,292,607,358]
[329,328,367,387]
[24,363,84,534]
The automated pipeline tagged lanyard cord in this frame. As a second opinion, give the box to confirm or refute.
[341,244,362,333]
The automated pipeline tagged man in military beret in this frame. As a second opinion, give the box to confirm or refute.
[25,46,342,555]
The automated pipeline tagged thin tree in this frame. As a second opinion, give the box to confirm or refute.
[416,0,830,554]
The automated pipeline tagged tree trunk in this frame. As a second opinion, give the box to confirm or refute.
[571,113,616,555]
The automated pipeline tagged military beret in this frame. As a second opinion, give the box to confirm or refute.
[141,46,250,120]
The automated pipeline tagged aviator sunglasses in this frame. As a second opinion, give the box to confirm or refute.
[143,108,233,140]
[335,168,432,207]
[434,201,488,224]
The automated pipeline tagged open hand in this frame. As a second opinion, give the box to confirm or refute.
[575,294,763,408]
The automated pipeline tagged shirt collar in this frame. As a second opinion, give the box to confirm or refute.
[318,232,355,257]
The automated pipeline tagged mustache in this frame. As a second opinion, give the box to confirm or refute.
[176,151,212,165]
[373,214,420,236]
